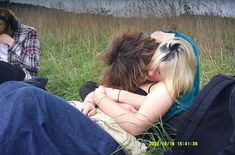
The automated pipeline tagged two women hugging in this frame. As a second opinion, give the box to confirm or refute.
[75,29,200,153]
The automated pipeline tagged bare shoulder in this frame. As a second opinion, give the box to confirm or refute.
[148,81,172,104]
[150,81,169,94]
[138,81,172,124]
[140,81,169,95]
[140,82,156,92]
[146,81,172,106]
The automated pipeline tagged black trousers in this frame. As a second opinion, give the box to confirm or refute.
[0,61,25,84]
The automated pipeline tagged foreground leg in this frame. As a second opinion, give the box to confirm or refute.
[0,81,124,155]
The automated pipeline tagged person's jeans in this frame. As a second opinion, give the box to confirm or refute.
[0,81,124,155]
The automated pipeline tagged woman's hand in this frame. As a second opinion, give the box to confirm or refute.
[82,101,96,117]
[150,31,175,43]
[0,34,14,47]
[93,86,107,105]
[82,92,96,117]
[103,87,121,102]
[97,86,137,112]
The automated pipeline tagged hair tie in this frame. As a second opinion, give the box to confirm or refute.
[161,42,182,62]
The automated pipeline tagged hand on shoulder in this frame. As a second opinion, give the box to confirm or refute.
[150,31,175,43]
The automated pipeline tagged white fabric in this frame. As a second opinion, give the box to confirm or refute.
[0,43,8,62]
[69,101,147,155]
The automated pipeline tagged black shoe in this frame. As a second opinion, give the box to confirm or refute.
[24,77,48,90]
[79,81,98,101]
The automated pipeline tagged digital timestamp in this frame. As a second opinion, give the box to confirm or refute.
[148,141,198,147]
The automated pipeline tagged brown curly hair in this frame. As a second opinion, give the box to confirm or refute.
[98,30,159,91]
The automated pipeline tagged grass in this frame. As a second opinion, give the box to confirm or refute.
[1,2,235,154]
[37,13,234,100]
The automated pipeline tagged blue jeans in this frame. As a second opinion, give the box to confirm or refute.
[0,81,124,155]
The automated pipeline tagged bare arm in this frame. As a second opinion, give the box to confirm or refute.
[94,82,173,136]
[104,83,157,110]
[104,87,146,109]
[119,90,146,109]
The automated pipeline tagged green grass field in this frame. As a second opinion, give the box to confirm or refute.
[1,3,235,154]
[2,3,234,100]
[38,11,234,101]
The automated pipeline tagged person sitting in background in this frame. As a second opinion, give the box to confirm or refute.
[0,8,40,84]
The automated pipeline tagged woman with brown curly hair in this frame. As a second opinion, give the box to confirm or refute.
[79,31,160,114]
[79,31,159,96]
[0,9,40,84]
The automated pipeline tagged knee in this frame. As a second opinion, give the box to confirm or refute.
[0,86,46,124]
[5,86,45,108]
[0,81,33,89]
[0,81,35,98]
[14,86,45,100]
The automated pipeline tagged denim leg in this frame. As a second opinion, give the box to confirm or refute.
[0,81,33,97]
[0,81,124,155]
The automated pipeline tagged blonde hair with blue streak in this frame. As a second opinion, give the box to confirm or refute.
[149,37,196,100]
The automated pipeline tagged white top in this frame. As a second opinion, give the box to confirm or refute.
[0,43,8,62]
